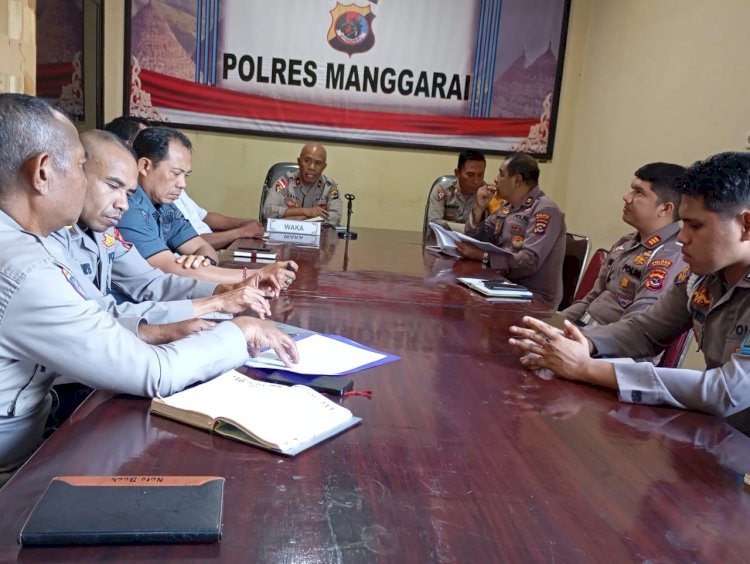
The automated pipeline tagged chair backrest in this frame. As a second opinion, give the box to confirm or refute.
[422,175,456,244]
[558,232,591,310]
[657,330,693,368]
[258,162,299,222]
[573,248,608,302]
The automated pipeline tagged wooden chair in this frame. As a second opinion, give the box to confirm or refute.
[558,233,591,310]
[258,162,299,222]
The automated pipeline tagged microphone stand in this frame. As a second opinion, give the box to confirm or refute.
[338,193,358,240]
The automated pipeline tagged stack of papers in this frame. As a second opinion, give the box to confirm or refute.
[245,333,398,376]
[425,222,511,258]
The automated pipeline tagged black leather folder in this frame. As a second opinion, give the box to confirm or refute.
[18,476,224,546]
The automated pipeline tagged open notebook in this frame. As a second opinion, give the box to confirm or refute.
[150,370,361,456]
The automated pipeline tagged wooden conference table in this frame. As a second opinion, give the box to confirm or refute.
[1,228,750,563]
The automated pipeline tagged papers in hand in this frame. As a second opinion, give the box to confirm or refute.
[458,277,533,300]
[245,333,397,375]
[150,370,361,456]
[426,222,511,258]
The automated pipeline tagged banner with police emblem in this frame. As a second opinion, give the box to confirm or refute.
[125,0,571,156]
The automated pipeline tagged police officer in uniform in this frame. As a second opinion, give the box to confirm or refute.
[51,130,295,326]
[424,149,487,241]
[510,152,750,418]
[457,152,566,309]
[0,95,299,479]
[563,162,687,327]
[263,143,343,226]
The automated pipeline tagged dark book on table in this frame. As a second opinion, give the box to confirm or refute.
[457,277,533,300]
[18,476,224,546]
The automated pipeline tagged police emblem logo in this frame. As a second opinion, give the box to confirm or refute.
[691,286,711,307]
[644,268,667,291]
[632,251,652,266]
[59,265,89,299]
[328,3,376,57]
[512,235,524,248]
[274,177,289,193]
[329,186,340,200]
[675,265,690,284]
[101,232,116,248]
[113,228,132,250]
[644,235,662,247]
[533,212,550,235]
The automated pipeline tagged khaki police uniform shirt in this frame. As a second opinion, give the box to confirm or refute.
[426,178,478,232]
[0,211,250,471]
[51,225,217,324]
[585,268,750,417]
[263,171,343,226]
[465,185,566,309]
[563,222,686,326]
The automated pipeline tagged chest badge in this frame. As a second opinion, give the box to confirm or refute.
[101,232,116,248]
[632,251,652,266]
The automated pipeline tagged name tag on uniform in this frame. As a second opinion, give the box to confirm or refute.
[266,218,321,236]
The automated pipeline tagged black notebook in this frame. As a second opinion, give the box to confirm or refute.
[18,476,224,546]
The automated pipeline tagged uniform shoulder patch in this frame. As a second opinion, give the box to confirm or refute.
[60,265,89,299]
[644,234,662,247]
[329,185,339,200]
[274,176,289,192]
[644,268,667,291]
[533,212,550,234]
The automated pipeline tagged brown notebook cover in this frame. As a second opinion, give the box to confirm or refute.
[18,476,224,546]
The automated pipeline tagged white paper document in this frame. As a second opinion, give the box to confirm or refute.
[426,222,511,257]
[245,333,387,375]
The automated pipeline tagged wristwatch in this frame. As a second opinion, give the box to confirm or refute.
[482,252,489,265]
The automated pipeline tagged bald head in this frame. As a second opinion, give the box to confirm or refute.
[78,129,139,232]
[298,143,328,186]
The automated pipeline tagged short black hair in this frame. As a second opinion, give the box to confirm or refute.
[634,162,685,221]
[132,126,192,165]
[0,93,70,190]
[103,116,149,146]
[504,152,540,184]
[678,152,750,216]
[80,129,137,162]
[457,149,486,170]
